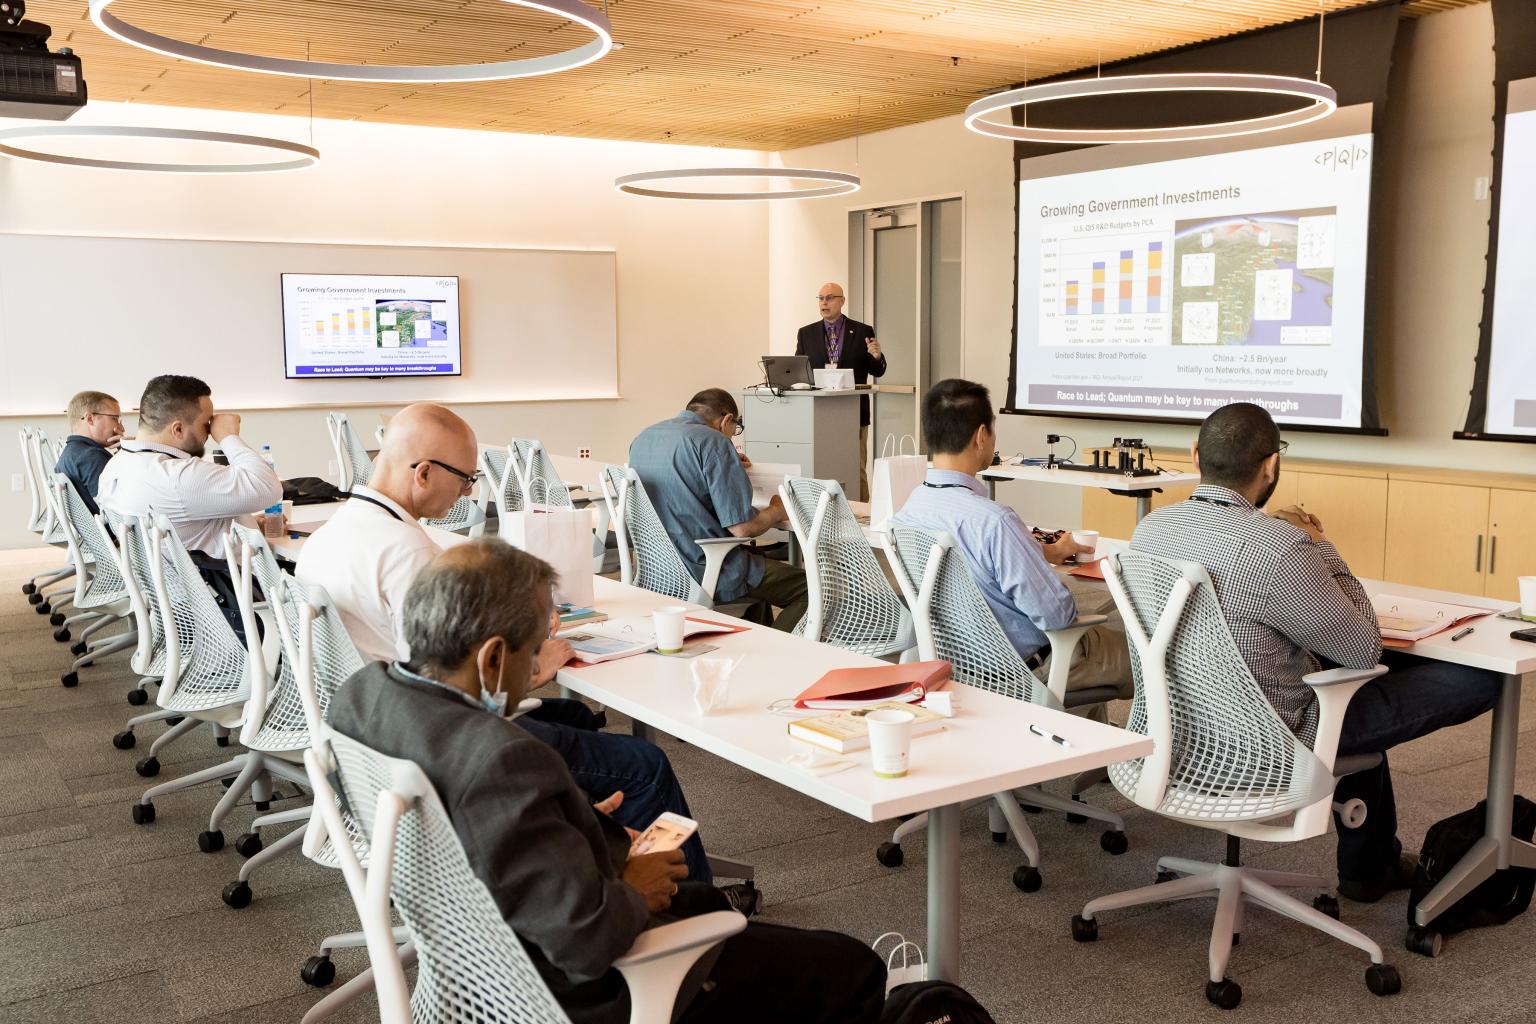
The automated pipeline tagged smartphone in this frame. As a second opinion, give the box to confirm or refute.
[629,812,698,855]
[1512,628,1536,644]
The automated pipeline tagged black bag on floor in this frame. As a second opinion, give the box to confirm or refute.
[283,476,347,505]
[1407,796,1536,934]
[881,981,997,1024]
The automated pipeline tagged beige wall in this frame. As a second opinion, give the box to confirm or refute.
[1,102,769,547]
[767,2,1529,530]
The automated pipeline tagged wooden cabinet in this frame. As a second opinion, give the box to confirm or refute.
[1487,489,1536,601]
[1079,458,1198,539]
[1296,473,1388,579]
[1383,480,1490,595]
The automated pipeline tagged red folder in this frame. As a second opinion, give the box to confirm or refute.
[793,660,952,711]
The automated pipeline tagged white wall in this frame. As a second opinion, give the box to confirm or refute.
[0,102,769,547]
[767,2,1531,530]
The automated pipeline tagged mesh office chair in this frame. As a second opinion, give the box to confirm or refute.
[327,413,375,493]
[18,427,75,606]
[478,447,508,524]
[1070,549,1399,1008]
[104,509,183,751]
[780,476,913,658]
[18,427,77,620]
[513,438,574,508]
[49,475,137,685]
[305,728,746,1024]
[879,525,1129,891]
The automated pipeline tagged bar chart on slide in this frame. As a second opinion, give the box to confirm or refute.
[1038,228,1172,346]
[307,305,374,340]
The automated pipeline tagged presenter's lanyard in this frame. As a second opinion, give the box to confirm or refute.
[348,491,405,522]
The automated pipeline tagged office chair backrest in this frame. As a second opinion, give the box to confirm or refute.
[307,730,574,1024]
[106,508,167,678]
[884,525,1048,705]
[24,429,67,544]
[1101,549,1334,821]
[601,464,695,602]
[480,447,508,497]
[145,513,250,712]
[53,474,127,608]
[18,427,45,533]
[782,476,910,655]
[326,413,374,492]
[512,438,572,508]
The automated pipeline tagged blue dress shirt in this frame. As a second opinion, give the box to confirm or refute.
[891,468,1077,659]
[628,411,762,603]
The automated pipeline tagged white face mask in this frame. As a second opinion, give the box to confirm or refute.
[478,644,509,717]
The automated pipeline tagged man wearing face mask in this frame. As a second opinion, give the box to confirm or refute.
[326,541,886,1024]
[1132,402,1502,902]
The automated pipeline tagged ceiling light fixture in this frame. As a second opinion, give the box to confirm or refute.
[614,167,861,201]
[0,125,321,173]
[87,0,612,83]
[963,73,1337,145]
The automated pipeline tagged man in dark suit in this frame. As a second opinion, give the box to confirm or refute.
[327,539,886,1024]
[795,282,887,500]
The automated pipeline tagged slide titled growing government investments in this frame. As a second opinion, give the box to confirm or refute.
[281,273,463,379]
[1012,132,1374,429]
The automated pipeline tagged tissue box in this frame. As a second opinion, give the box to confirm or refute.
[813,367,855,390]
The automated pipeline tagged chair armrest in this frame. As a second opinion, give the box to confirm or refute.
[695,536,753,604]
[1304,664,1388,773]
[1039,615,1110,708]
[613,911,747,1024]
[1303,666,1389,688]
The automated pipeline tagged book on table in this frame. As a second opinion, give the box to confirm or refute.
[1370,593,1491,641]
[793,660,951,711]
[557,605,609,628]
[565,632,652,664]
[789,701,947,753]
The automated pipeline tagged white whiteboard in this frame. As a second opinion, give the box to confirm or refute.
[0,233,618,414]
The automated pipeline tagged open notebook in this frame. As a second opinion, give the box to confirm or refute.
[1371,594,1491,642]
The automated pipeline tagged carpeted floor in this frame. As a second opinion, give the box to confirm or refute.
[4,543,1536,1024]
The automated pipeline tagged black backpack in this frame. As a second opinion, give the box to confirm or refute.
[881,981,997,1024]
[1407,796,1536,934]
[282,476,348,506]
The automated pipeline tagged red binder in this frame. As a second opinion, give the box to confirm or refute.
[793,660,952,711]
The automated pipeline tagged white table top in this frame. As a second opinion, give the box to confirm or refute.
[556,577,1153,823]
[980,462,1201,493]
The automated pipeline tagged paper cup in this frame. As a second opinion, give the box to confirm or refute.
[1071,530,1099,559]
[653,606,688,654]
[867,708,916,779]
[1519,576,1536,620]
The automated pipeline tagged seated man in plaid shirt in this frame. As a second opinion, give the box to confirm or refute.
[1132,402,1502,902]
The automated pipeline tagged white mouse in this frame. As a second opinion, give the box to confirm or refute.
[789,382,814,390]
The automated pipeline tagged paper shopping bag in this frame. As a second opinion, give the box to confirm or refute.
[869,433,926,528]
[501,506,595,607]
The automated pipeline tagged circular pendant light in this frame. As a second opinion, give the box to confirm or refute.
[0,125,320,173]
[614,167,860,201]
[964,73,1337,145]
[87,0,612,84]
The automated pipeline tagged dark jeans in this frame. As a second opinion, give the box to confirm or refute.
[191,554,259,647]
[1333,650,1504,881]
[741,557,809,633]
[517,713,711,883]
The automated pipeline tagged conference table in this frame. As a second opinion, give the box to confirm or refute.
[979,462,1201,521]
[555,576,1153,984]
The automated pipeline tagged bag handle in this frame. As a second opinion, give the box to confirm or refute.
[880,434,919,459]
[872,932,925,970]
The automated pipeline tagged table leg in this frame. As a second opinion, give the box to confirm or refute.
[1414,671,1524,926]
[926,802,961,984]
[986,477,997,500]
[559,685,575,700]
[1135,494,1151,521]
[788,531,800,569]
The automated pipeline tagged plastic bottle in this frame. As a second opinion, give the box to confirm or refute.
[260,443,276,471]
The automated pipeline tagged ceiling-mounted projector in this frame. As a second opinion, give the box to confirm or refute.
[0,1,88,120]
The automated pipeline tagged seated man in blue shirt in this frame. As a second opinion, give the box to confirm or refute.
[55,390,125,516]
[629,389,808,631]
[892,379,1133,709]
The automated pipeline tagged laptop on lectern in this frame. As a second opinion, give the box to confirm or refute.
[761,355,815,389]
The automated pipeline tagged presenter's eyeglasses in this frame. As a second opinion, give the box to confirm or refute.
[411,459,482,492]
[815,294,844,303]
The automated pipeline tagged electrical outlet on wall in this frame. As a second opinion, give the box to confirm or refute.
[10,474,22,493]
[578,447,592,460]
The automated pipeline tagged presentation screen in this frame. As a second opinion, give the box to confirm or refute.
[1483,78,1536,439]
[281,273,462,379]
[1010,112,1375,429]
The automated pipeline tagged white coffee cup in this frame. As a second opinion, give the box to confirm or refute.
[689,657,734,715]
[867,708,916,779]
[1071,530,1099,559]
[1519,576,1536,620]
[653,606,688,654]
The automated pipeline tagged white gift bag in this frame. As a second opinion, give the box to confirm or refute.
[500,506,595,607]
[869,433,926,528]
[872,932,927,994]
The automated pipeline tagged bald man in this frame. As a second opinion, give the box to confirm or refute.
[795,283,886,500]
[298,404,720,883]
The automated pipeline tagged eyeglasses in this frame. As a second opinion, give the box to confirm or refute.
[411,459,482,492]
[89,412,123,422]
[1275,440,1290,456]
[815,294,844,302]
[731,416,745,437]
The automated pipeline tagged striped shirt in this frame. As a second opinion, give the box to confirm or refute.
[1130,483,1381,746]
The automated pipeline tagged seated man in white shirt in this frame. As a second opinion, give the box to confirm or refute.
[97,374,282,637]
[298,403,726,887]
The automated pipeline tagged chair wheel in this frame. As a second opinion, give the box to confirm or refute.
[165,716,183,725]
[112,730,137,750]
[1231,933,1241,946]
[222,880,253,909]
[1313,894,1341,920]
[1066,794,1088,824]
[28,591,43,605]
[70,641,87,656]
[1100,830,1129,855]
[1155,869,1179,884]
[215,735,230,748]
[876,842,904,868]
[22,582,36,594]
[1205,978,1242,1009]
[60,672,78,688]
[198,830,225,853]
[1021,803,1042,814]
[1405,926,1442,958]
[1365,963,1401,996]
[991,831,1007,844]
[235,832,264,858]
[1070,914,1098,942]
[131,801,155,825]
[36,601,51,614]
[135,756,160,777]
[254,801,271,812]
[49,611,65,626]
[301,955,336,987]
[1012,865,1042,892]
[126,688,149,706]
[53,627,70,642]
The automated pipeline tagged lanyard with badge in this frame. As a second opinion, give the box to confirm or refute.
[347,491,405,522]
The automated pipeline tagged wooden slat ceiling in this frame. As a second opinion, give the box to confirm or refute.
[33,0,1487,150]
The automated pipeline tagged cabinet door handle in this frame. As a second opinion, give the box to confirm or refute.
[1475,534,1484,574]
[1490,535,1498,577]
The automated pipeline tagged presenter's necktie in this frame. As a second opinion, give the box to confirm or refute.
[825,320,843,365]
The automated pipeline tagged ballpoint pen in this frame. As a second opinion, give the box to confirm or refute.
[1028,723,1072,748]
[1451,626,1475,642]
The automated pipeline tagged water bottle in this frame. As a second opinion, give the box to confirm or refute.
[260,443,276,471]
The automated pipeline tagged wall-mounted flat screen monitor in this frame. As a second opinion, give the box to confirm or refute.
[281,273,462,379]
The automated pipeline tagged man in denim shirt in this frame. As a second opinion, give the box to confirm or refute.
[55,390,125,515]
